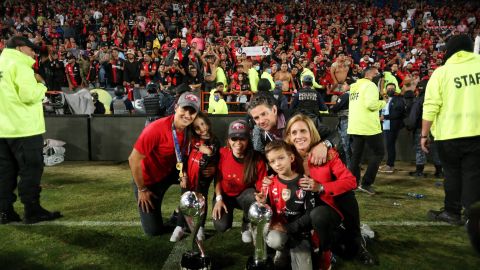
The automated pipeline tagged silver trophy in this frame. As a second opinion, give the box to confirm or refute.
[179,191,211,270]
[246,202,274,270]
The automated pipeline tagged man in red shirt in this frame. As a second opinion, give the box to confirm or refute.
[128,92,200,236]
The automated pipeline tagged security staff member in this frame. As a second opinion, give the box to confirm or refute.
[421,34,480,253]
[290,75,328,125]
[142,82,163,125]
[347,66,387,195]
[0,36,62,224]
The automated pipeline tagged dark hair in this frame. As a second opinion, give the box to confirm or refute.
[444,34,474,63]
[191,112,214,139]
[362,66,378,78]
[225,127,262,186]
[385,83,396,89]
[264,140,304,175]
[216,82,224,87]
[248,92,277,112]
[257,78,272,92]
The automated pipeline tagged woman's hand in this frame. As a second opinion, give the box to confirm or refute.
[255,192,266,204]
[180,175,187,189]
[212,199,228,220]
[299,175,323,193]
[270,221,287,233]
[309,142,328,166]
[262,175,273,189]
[138,189,158,213]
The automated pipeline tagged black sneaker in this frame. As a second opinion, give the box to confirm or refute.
[409,171,425,177]
[427,209,464,225]
[0,210,22,224]
[357,246,376,265]
[358,185,376,195]
[467,202,480,254]
[24,206,62,224]
[434,171,445,178]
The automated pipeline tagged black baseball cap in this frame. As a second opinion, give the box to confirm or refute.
[6,36,40,51]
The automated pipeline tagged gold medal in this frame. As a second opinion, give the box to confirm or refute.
[176,162,183,178]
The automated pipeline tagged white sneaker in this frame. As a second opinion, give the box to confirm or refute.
[273,250,288,267]
[170,226,184,242]
[197,226,205,241]
[241,230,253,243]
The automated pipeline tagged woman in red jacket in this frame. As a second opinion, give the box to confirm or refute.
[263,114,357,269]
[212,119,267,243]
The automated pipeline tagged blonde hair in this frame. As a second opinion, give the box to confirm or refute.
[285,114,321,151]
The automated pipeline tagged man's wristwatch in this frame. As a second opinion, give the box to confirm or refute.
[323,140,333,149]
[215,195,223,202]
[138,187,148,192]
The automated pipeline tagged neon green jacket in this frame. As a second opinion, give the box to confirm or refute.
[248,68,259,92]
[300,68,323,89]
[207,96,229,114]
[423,51,480,140]
[383,71,401,94]
[347,79,386,135]
[0,48,47,138]
[260,72,275,90]
[215,67,228,92]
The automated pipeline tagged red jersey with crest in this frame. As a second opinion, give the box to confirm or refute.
[186,136,220,191]
[266,174,320,227]
[134,115,185,186]
[217,147,266,197]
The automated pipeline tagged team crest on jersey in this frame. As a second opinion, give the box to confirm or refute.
[282,188,291,202]
[296,189,305,200]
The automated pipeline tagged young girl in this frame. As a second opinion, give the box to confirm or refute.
[170,112,220,242]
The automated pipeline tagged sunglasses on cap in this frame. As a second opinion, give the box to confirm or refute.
[230,137,247,141]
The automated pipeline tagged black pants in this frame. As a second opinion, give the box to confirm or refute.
[132,173,178,236]
[333,191,362,256]
[384,129,400,167]
[0,135,44,212]
[436,136,480,217]
[310,205,341,251]
[349,133,385,186]
[213,188,256,232]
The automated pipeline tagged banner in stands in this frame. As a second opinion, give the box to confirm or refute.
[235,46,271,56]
[383,40,402,50]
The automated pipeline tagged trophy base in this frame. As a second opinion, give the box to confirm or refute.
[246,256,274,270]
[180,251,211,270]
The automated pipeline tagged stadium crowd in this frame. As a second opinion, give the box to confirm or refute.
[1,0,480,268]
[1,0,478,108]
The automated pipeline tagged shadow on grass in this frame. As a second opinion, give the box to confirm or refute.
[0,250,49,270]
[13,226,174,269]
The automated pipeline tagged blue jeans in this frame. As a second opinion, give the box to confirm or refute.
[132,173,178,236]
[338,117,351,168]
[413,129,441,166]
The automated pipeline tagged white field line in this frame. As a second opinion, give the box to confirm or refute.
[7,220,454,227]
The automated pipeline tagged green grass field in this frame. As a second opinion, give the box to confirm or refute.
[1,161,479,270]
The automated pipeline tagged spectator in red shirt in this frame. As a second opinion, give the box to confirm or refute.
[129,92,201,236]
[212,120,267,243]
